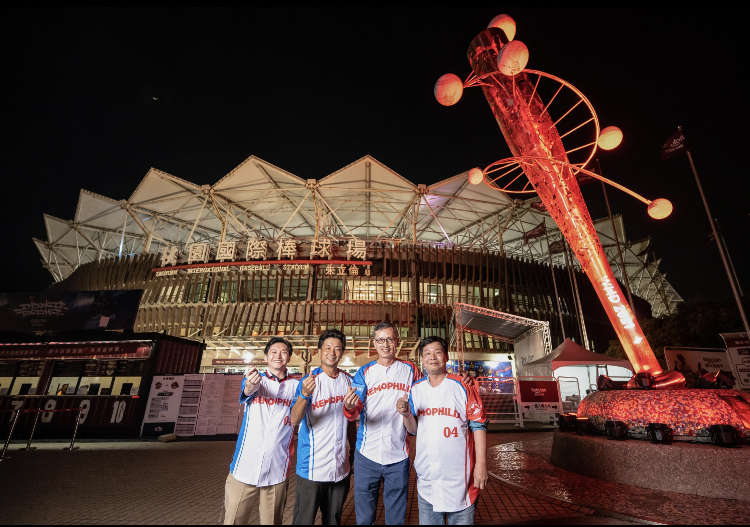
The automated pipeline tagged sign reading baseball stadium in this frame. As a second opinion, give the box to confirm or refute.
[153,238,373,277]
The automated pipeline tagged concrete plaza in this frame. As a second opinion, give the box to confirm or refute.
[1,430,747,525]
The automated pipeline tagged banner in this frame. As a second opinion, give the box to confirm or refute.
[0,290,143,333]
[548,239,566,255]
[517,379,562,412]
[721,333,750,390]
[523,222,546,244]
[661,129,687,159]
[530,201,546,212]
[665,346,735,388]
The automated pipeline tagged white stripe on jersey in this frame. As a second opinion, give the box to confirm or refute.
[296,368,353,482]
[230,372,299,487]
[351,359,420,465]
[409,374,486,513]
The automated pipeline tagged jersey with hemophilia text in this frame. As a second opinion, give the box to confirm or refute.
[296,367,353,483]
[344,359,421,465]
[409,374,488,513]
[229,371,299,487]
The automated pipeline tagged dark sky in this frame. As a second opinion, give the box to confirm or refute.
[3,8,748,302]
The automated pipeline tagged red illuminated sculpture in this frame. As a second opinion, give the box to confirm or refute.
[437,15,684,389]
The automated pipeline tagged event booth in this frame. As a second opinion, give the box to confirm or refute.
[521,338,633,412]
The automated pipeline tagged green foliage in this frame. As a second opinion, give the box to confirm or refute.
[605,296,749,369]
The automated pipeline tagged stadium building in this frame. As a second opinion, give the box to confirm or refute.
[33,155,682,375]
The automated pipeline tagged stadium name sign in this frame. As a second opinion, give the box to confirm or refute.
[152,238,373,277]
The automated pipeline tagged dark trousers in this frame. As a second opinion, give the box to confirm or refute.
[292,473,351,525]
[353,450,410,525]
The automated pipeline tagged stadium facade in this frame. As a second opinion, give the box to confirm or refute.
[34,155,682,374]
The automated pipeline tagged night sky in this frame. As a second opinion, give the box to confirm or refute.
[3,8,748,304]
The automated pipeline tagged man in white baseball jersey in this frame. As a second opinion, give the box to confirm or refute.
[224,337,299,525]
[291,328,357,525]
[397,336,488,525]
[342,321,420,525]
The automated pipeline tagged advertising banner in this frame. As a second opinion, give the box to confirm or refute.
[141,375,185,436]
[0,290,143,333]
[721,333,750,390]
[517,380,561,412]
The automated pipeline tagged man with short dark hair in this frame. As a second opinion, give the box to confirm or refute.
[342,321,421,525]
[224,337,298,525]
[397,335,488,525]
[291,329,357,525]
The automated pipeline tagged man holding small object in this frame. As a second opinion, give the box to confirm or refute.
[291,329,357,525]
[342,321,421,525]
[398,336,488,525]
[223,337,298,525]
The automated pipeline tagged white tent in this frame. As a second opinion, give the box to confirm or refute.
[521,338,634,408]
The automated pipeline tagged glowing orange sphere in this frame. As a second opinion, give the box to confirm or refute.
[598,126,623,150]
[434,74,464,106]
[648,198,673,219]
[468,168,484,185]
[488,14,516,41]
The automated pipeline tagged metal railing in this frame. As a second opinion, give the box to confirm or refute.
[475,377,523,427]
[1,405,84,462]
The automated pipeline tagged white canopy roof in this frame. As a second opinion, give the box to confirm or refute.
[33,154,680,316]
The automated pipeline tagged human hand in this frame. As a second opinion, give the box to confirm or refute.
[396,395,411,417]
[245,366,261,386]
[474,462,488,490]
[302,374,317,397]
[344,388,359,410]
[461,371,474,387]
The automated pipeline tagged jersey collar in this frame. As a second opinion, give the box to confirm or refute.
[264,369,290,383]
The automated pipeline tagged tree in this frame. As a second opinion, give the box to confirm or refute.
[605,296,749,369]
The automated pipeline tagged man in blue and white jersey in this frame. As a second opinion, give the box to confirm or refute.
[224,337,299,525]
[342,321,421,525]
[291,328,357,525]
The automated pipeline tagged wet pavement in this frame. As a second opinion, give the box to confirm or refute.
[1,429,747,524]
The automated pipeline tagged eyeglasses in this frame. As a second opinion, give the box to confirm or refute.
[373,337,398,345]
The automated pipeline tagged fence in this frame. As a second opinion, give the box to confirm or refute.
[475,377,523,427]
[1,404,84,462]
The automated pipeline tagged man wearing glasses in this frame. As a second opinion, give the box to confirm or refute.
[342,321,420,525]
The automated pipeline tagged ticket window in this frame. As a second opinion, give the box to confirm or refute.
[111,376,141,396]
[78,377,113,396]
[4,361,44,396]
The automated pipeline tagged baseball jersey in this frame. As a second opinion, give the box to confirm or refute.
[296,367,353,482]
[409,374,488,513]
[229,371,299,487]
[344,359,421,465]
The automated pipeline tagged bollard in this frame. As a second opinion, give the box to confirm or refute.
[1,410,21,462]
[19,412,41,451]
[63,408,83,451]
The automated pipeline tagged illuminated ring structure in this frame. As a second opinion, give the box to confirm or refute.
[482,156,654,206]
[467,69,601,193]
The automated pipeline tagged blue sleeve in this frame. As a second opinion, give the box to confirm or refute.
[469,420,487,432]
[352,366,367,403]
[295,373,312,405]
[408,390,417,417]
[239,377,259,405]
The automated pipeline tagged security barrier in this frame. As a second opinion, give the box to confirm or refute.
[1,405,84,462]
[475,377,523,427]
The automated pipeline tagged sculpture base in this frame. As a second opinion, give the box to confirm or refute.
[551,431,750,501]
[577,389,750,438]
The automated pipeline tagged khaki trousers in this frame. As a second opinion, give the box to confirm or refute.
[223,472,289,525]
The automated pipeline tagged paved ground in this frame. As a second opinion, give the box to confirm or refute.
[0,430,655,525]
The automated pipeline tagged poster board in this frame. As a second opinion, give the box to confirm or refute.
[141,375,185,436]
[721,333,750,391]
[175,374,204,436]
